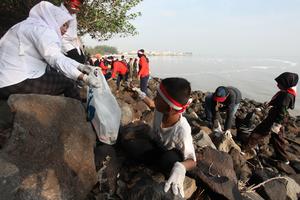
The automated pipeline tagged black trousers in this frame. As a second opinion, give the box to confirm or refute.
[66,48,85,64]
[120,124,183,176]
[0,69,81,100]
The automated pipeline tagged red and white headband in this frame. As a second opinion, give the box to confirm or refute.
[157,83,192,113]
[137,51,144,55]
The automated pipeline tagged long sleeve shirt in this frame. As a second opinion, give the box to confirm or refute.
[212,87,242,130]
[111,61,128,78]
[0,21,81,88]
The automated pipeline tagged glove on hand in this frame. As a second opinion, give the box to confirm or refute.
[132,87,146,99]
[83,74,102,88]
[271,123,282,134]
[164,162,186,198]
[213,121,223,132]
[224,130,232,138]
[78,64,94,74]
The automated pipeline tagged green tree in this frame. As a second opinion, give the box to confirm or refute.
[0,0,142,40]
[85,45,118,55]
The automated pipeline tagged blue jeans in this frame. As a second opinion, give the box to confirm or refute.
[204,93,239,129]
[140,75,149,95]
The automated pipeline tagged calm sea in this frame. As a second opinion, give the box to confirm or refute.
[148,56,300,116]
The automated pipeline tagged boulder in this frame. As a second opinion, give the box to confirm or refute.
[190,147,242,200]
[125,175,196,200]
[119,102,134,125]
[241,191,264,200]
[255,177,300,200]
[211,132,241,153]
[94,144,120,195]
[193,131,216,150]
[229,148,252,182]
[0,94,97,200]
[248,168,278,186]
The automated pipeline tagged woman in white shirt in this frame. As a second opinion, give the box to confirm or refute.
[0,1,98,100]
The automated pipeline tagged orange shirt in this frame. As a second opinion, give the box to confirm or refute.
[111,61,128,78]
[138,56,149,78]
[99,60,108,75]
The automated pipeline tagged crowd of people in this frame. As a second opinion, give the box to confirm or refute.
[0,0,298,198]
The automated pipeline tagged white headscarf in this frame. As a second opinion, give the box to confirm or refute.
[14,1,72,55]
[26,1,72,39]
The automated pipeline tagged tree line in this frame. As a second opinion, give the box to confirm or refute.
[0,0,142,40]
[85,45,118,55]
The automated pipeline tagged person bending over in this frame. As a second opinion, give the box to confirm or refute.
[204,86,241,136]
[0,1,99,100]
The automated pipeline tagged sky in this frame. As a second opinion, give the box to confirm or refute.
[83,0,300,57]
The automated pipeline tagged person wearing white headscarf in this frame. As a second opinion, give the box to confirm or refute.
[0,1,98,100]
[60,0,85,64]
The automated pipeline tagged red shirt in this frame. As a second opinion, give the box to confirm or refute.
[111,61,128,78]
[99,60,108,75]
[138,56,149,78]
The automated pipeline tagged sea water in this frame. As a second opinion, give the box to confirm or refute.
[149,56,300,116]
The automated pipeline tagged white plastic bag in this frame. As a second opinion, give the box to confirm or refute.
[87,68,121,145]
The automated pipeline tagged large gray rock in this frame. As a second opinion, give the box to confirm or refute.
[0,94,97,200]
[119,102,134,125]
[193,131,216,150]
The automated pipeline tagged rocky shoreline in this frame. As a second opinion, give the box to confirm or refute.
[1,77,300,200]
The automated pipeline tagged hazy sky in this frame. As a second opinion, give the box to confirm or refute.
[83,0,300,57]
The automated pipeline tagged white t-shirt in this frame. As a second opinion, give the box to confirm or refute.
[150,110,196,161]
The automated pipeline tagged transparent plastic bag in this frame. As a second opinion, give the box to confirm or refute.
[87,68,121,145]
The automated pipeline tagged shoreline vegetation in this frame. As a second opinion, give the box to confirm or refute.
[85,45,193,57]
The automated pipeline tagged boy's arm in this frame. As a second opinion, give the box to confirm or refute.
[143,96,155,109]
[133,88,155,109]
[181,159,196,171]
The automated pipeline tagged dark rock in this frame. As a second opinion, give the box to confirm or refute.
[248,168,278,185]
[255,177,300,200]
[141,110,154,125]
[275,162,296,175]
[290,160,300,173]
[229,149,252,182]
[127,175,183,200]
[241,192,264,200]
[0,100,13,130]
[256,178,287,200]
[1,94,97,200]
[94,144,120,195]
[289,174,300,185]
[0,128,11,149]
[190,147,242,200]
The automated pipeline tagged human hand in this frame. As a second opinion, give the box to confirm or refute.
[224,130,232,138]
[213,120,223,133]
[83,74,102,88]
[271,123,282,134]
[132,87,146,99]
[78,64,94,74]
[164,162,186,198]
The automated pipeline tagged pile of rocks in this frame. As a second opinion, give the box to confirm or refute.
[1,77,300,200]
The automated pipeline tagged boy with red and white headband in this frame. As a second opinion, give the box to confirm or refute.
[122,77,196,198]
[60,0,85,64]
